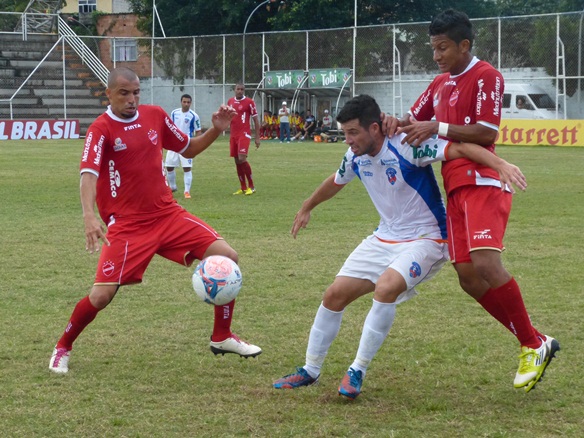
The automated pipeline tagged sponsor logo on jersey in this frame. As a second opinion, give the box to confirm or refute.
[380,158,398,166]
[164,117,185,142]
[444,80,457,86]
[449,88,460,107]
[108,160,121,198]
[412,90,431,117]
[412,143,438,159]
[93,135,105,165]
[409,261,422,278]
[386,167,397,185]
[362,170,373,177]
[124,123,141,131]
[358,158,372,167]
[82,132,92,162]
[102,260,115,277]
[476,79,485,115]
[338,155,348,178]
[113,137,127,152]
[147,129,158,145]
[473,229,492,240]
[492,77,501,116]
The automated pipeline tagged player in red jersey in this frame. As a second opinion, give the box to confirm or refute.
[383,9,558,392]
[227,83,261,196]
[49,67,261,374]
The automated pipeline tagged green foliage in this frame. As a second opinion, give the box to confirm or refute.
[0,138,583,436]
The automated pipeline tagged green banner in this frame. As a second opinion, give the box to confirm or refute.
[264,70,306,89]
[308,69,352,88]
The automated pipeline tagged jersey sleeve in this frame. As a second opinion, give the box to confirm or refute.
[334,148,357,185]
[475,68,504,128]
[160,107,190,153]
[193,113,201,133]
[409,80,437,121]
[80,124,107,177]
[405,137,450,167]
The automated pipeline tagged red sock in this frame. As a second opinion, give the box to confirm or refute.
[56,296,100,350]
[243,161,254,189]
[211,300,235,342]
[488,278,541,348]
[236,163,247,190]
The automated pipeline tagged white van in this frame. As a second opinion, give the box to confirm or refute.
[501,84,563,119]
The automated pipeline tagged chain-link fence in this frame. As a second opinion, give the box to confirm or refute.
[1,11,584,134]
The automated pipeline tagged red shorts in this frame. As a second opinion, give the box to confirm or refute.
[230,134,251,157]
[94,205,222,286]
[446,185,512,264]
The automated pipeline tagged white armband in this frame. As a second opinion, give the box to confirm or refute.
[438,122,449,137]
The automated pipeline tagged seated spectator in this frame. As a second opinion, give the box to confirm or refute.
[260,110,273,140]
[292,110,316,141]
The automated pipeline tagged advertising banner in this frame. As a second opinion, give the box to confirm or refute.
[308,69,352,88]
[264,71,305,89]
[0,119,80,140]
[497,119,583,147]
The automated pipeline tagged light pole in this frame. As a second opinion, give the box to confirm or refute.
[242,0,276,84]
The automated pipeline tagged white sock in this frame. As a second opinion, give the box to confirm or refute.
[184,171,193,193]
[350,299,396,375]
[304,303,344,378]
[167,170,177,190]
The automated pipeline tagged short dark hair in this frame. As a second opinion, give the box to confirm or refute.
[336,95,381,129]
[181,94,192,101]
[429,9,474,49]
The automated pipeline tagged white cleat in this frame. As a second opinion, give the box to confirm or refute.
[49,346,71,374]
[210,334,262,358]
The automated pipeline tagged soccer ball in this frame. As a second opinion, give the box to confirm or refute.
[192,255,242,305]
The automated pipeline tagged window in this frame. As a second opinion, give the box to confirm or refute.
[112,39,138,62]
[79,0,97,14]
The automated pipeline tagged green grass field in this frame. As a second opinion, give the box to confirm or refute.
[0,138,583,437]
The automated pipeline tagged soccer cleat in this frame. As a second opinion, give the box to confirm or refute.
[273,367,319,389]
[244,188,255,195]
[184,191,191,199]
[514,336,560,392]
[338,367,363,400]
[232,189,246,195]
[170,187,177,193]
[210,334,262,358]
[49,346,71,374]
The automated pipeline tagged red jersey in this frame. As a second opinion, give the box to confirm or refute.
[410,58,504,195]
[80,105,189,223]
[227,96,258,138]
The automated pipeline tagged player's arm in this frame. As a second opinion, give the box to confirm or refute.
[182,105,236,158]
[80,172,109,253]
[252,114,261,147]
[291,173,345,238]
[447,142,527,193]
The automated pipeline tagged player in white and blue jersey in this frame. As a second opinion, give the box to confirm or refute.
[273,94,526,399]
[165,94,202,199]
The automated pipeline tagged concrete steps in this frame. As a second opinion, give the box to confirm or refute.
[0,33,107,135]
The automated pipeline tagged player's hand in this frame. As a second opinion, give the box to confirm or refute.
[84,216,110,254]
[291,209,311,239]
[496,161,527,194]
[212,105,237,132]
[255,138,261,149]
[397,118,438,146]
[380,112,403,137]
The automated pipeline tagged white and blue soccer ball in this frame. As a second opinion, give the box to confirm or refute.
[192,255,242,305]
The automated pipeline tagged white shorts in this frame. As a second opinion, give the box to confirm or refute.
[337,235,449,304]
[165,151,193,168]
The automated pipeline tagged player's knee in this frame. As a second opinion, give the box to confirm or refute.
[322,285,350,311]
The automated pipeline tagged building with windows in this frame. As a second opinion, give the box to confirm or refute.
[60,0,132,15]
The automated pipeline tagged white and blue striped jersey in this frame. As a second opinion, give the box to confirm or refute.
[334,134,449,242]
[170,108,201,138]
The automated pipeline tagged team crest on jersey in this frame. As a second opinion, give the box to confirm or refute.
[113,137,127,152]
[102,260,115,277]
[409,261,422,278]
[386,167,397,185]
[449,89,460,107]
[148,129,158,145]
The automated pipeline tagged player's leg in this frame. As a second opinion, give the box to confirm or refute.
[165,151,180,192]
[158,211,260,358]
[180,156,193,198]
[340,238,448,399]
[273,275,373,389]
[450,186,558,391]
